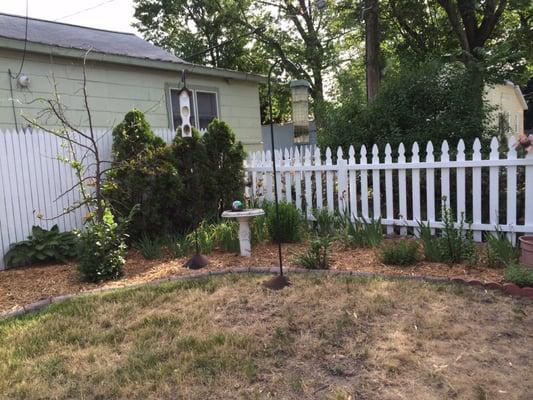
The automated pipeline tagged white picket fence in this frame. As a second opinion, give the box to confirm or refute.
[245,137,533,243]
[0,128,177,270]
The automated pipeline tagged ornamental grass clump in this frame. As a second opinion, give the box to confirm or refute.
[379,241,419,266]
[342,216,382,248]
[504,263,533,287]
[294,236,332,270]
[485,228,519,268]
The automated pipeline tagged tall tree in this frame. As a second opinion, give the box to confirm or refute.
[364,0,380,102]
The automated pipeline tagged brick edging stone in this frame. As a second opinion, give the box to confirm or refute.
[2,267,532,319]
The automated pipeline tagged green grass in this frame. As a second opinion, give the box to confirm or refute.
[0,275,531,400]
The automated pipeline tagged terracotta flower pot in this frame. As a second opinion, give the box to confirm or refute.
[518,236,533,267]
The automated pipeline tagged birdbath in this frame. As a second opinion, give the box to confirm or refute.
[221,208,265,257]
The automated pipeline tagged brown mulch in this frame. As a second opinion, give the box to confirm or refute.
[0,240,505,314]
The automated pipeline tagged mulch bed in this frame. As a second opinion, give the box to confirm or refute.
[0,240,506,314]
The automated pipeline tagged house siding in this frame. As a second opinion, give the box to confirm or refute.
[485,83,526,136]
[0,48,262,150]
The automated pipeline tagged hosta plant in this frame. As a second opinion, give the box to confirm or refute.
[3,225,77,268]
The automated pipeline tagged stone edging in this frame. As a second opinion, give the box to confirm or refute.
[1,267,532,320]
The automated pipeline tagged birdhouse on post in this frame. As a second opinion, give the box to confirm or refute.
[178,87,193,138]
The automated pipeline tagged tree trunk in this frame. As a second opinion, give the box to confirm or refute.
[365,0,380,103]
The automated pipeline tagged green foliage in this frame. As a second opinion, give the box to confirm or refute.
[266,202,302,243]
[417,221,442,262]
[379,241,419,266]
[342,216,382,248]
[186,221,215,254]
[162,234,190,259]
[202,119,246,215]
[319,61,495,152]
[310,208,345,237]
[417,203,476,264]
[106,109,182,239]
[3,225,77,268]
[211,221,240,253]
[294,236,332,270]
[504,264,533,287]
[77,209,130,283]
[134,235,165,260]
[485,228,519,268]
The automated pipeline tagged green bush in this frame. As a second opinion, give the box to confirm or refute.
[106,110,182,239]
[162,234,190,258]
[3,225,77,268]
[134,235,164,260]
[294,236,332,270]
[186,221,215,254]
[486,228,519,268]
[504,264,533,287]
[417,221,442,262]
[342,216,382,248]
[77,209,129,283]
[211,221,240,252]
[310,208,344,237]
[202,119,246,215]
[318,60,495,152]
[266,202,302,243]
[379,241,419,266]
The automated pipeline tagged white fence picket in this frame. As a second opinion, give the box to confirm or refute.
[348,146,357,220]
[384,144,393,234]
[398,143,407,235]
[284,148,292,204]
[294,147,302,210]
[506,137,517,244]
[337,148,348,214]
[371,145,381,219]
[425,141,435,234]
[456,139,466,219]
[472,139,482,241]
[304,148,313,215]
[411,142,421,237]
[314,148,323,210]
[360,145,369,219]
[489,137,500,226]
[441,140,450,208]
[325,147,334,211]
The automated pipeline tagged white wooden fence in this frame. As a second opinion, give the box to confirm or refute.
[0,128,177,270]
[245,137,533,243]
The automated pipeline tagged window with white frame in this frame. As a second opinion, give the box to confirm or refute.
[169,88,218,132]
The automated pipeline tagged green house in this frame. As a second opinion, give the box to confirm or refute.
[0,13,265,151]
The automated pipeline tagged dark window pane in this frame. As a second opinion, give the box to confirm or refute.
[170,89,195,131]
[196,91,218,130]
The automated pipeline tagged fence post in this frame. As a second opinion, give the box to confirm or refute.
[472,139,482,241]
[264,150,273,202]
[411,142,421,236]
[456,139,466,220]
[360,145,369,220]
[506,136,517,244]
[371,144,381,219]
[304,147,313,216]
[294,147,302,210]
[489,137,500,226]
[425,141,436,235]
[337,147,348,214]
[284,148,292,204]
[314,147,323,210]
[348,145,357,220]
[524,146,533,234]
[398,143,407,235]
[384,143,393,234]
[325,147,334,211]
[441,140,450,209]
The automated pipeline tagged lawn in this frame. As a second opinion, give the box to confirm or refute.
[1,274,531,399]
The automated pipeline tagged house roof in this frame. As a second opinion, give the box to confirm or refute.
[0,13,265,83]
[0,13,184,63]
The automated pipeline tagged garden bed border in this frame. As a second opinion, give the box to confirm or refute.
[2,267,532,320]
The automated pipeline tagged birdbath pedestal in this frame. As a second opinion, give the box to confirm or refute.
[221,209,265,257]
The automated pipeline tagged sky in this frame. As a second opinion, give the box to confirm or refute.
[0,0,140,35]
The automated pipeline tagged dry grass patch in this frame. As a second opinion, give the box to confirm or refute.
[0,274,531,399]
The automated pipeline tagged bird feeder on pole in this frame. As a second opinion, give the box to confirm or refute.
[290,79,311,145]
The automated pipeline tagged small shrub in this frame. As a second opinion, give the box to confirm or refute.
[211,221,240,252]
[186,221,215,254]
[485,228,519,268]
[505,264,533,287]
[77,209,129,283]
[4,225,77,267]
[294,236,332,269]
[266,202,302,243]
[379,241,419,266]
[417,220,442,262]
[417,204,476,264]
[343,216,382,248]
[310,208,344,237]
[163,234,190,258]
[134,235,164,260]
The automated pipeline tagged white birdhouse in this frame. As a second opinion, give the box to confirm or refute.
[178,88,193,137]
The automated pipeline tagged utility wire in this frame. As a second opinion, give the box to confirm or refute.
[10,0,29,79]
[54,0,117,22]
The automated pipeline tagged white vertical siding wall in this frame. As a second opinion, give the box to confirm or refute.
[246,138,533,241]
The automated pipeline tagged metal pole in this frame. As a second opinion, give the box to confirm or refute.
[267,61,284,277]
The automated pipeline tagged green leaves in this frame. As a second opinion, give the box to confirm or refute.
[3,225,77,268]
